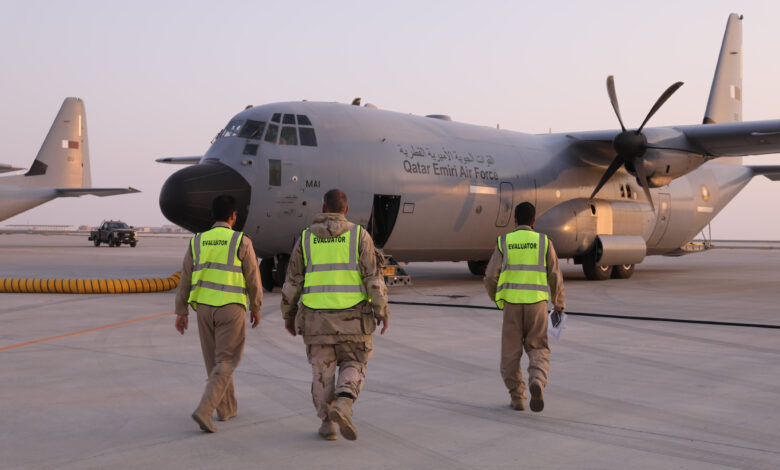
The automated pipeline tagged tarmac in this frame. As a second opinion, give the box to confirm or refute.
[1,234,779,470]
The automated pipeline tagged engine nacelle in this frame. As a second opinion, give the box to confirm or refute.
[640,149,708,187]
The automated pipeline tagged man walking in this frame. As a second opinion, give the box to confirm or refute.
[281,188,389,441]
[484,202,565,412]
[175,195,263,432]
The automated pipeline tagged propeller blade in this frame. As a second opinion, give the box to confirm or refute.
[633,158,656,211]
[606,76,626,132]
[637,81,684,133]
[589,155,626,200]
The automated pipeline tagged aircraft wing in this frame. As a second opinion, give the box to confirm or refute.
[675,120,780,157]
[567,119,780,161]
[56,187,140,197]
[0,163,24,173]
[748,165,780,181]
[155,156,203,165]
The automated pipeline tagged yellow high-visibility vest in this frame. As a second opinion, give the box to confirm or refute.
[301,224,368,310]
[188,227,248,309]
[495,229,549,308]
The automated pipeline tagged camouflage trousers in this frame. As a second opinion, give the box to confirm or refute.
[306,342,373,420]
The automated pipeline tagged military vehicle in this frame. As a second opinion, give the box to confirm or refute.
[89,220,138,247]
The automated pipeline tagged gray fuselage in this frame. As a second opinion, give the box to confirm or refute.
[166,101,750,262]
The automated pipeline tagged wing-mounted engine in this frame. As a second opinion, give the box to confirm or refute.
[572,129,709,189]
[578,76,691,210]
[639,149,707,187]
[633,128,708,187]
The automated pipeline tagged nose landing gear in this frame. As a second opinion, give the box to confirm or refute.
[260,254,290,292]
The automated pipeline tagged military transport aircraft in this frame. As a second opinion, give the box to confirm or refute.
[159,13,779,288]
[0,98,138,222]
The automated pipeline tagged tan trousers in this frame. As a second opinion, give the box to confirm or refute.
[500,301,550,400]
[306,342,373,420]
[195,303,246,419]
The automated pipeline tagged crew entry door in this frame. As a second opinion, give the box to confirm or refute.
[495,182,514,227]
[266,157,308,220]
[367,194,401,248]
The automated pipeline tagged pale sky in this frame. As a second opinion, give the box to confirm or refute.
[1,0,779,239]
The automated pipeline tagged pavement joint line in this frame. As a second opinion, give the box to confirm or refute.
[0,311,174,352]
[387,301,780,329]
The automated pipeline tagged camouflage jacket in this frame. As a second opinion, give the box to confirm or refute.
[281,213,389,345]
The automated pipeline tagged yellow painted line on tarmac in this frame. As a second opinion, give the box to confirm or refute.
[0,311,174,352]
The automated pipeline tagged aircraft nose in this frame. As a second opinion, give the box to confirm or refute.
[159,162,252,233]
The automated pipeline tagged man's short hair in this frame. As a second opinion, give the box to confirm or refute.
[323,189,348,213]
[212,195,237,222]
[514,202,536,226]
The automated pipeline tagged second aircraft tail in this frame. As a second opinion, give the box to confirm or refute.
[16,97,92,188]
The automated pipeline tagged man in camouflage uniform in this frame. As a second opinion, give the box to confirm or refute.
[281,188,389,441]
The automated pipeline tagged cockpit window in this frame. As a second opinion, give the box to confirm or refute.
[262,112,317,147]
[280,126,298,145]
[299,127,317,146]
[219,119,244,138]
[239,120,266,139]
[264,124,279,143]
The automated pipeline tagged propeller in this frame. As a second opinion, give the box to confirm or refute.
[589,76,684,210]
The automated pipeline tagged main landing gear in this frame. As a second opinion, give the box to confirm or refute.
[467,260,488,276]
[580,249,635,280]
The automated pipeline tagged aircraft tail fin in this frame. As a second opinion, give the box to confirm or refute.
[703,13,743,165]
[704,13,743,125]
[21,97,91,188]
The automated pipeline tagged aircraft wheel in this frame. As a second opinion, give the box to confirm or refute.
[582,249,612,280]
[467,260,488,276]
[611,264,635,279]
[260,257,275,292]
[93,239,100,247]
[273,254,290,287]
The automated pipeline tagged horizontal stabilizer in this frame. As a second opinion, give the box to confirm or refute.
[748,165,780,181]
[56,187,140,197]
[155,156,202,165]
[0,164,25,174]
